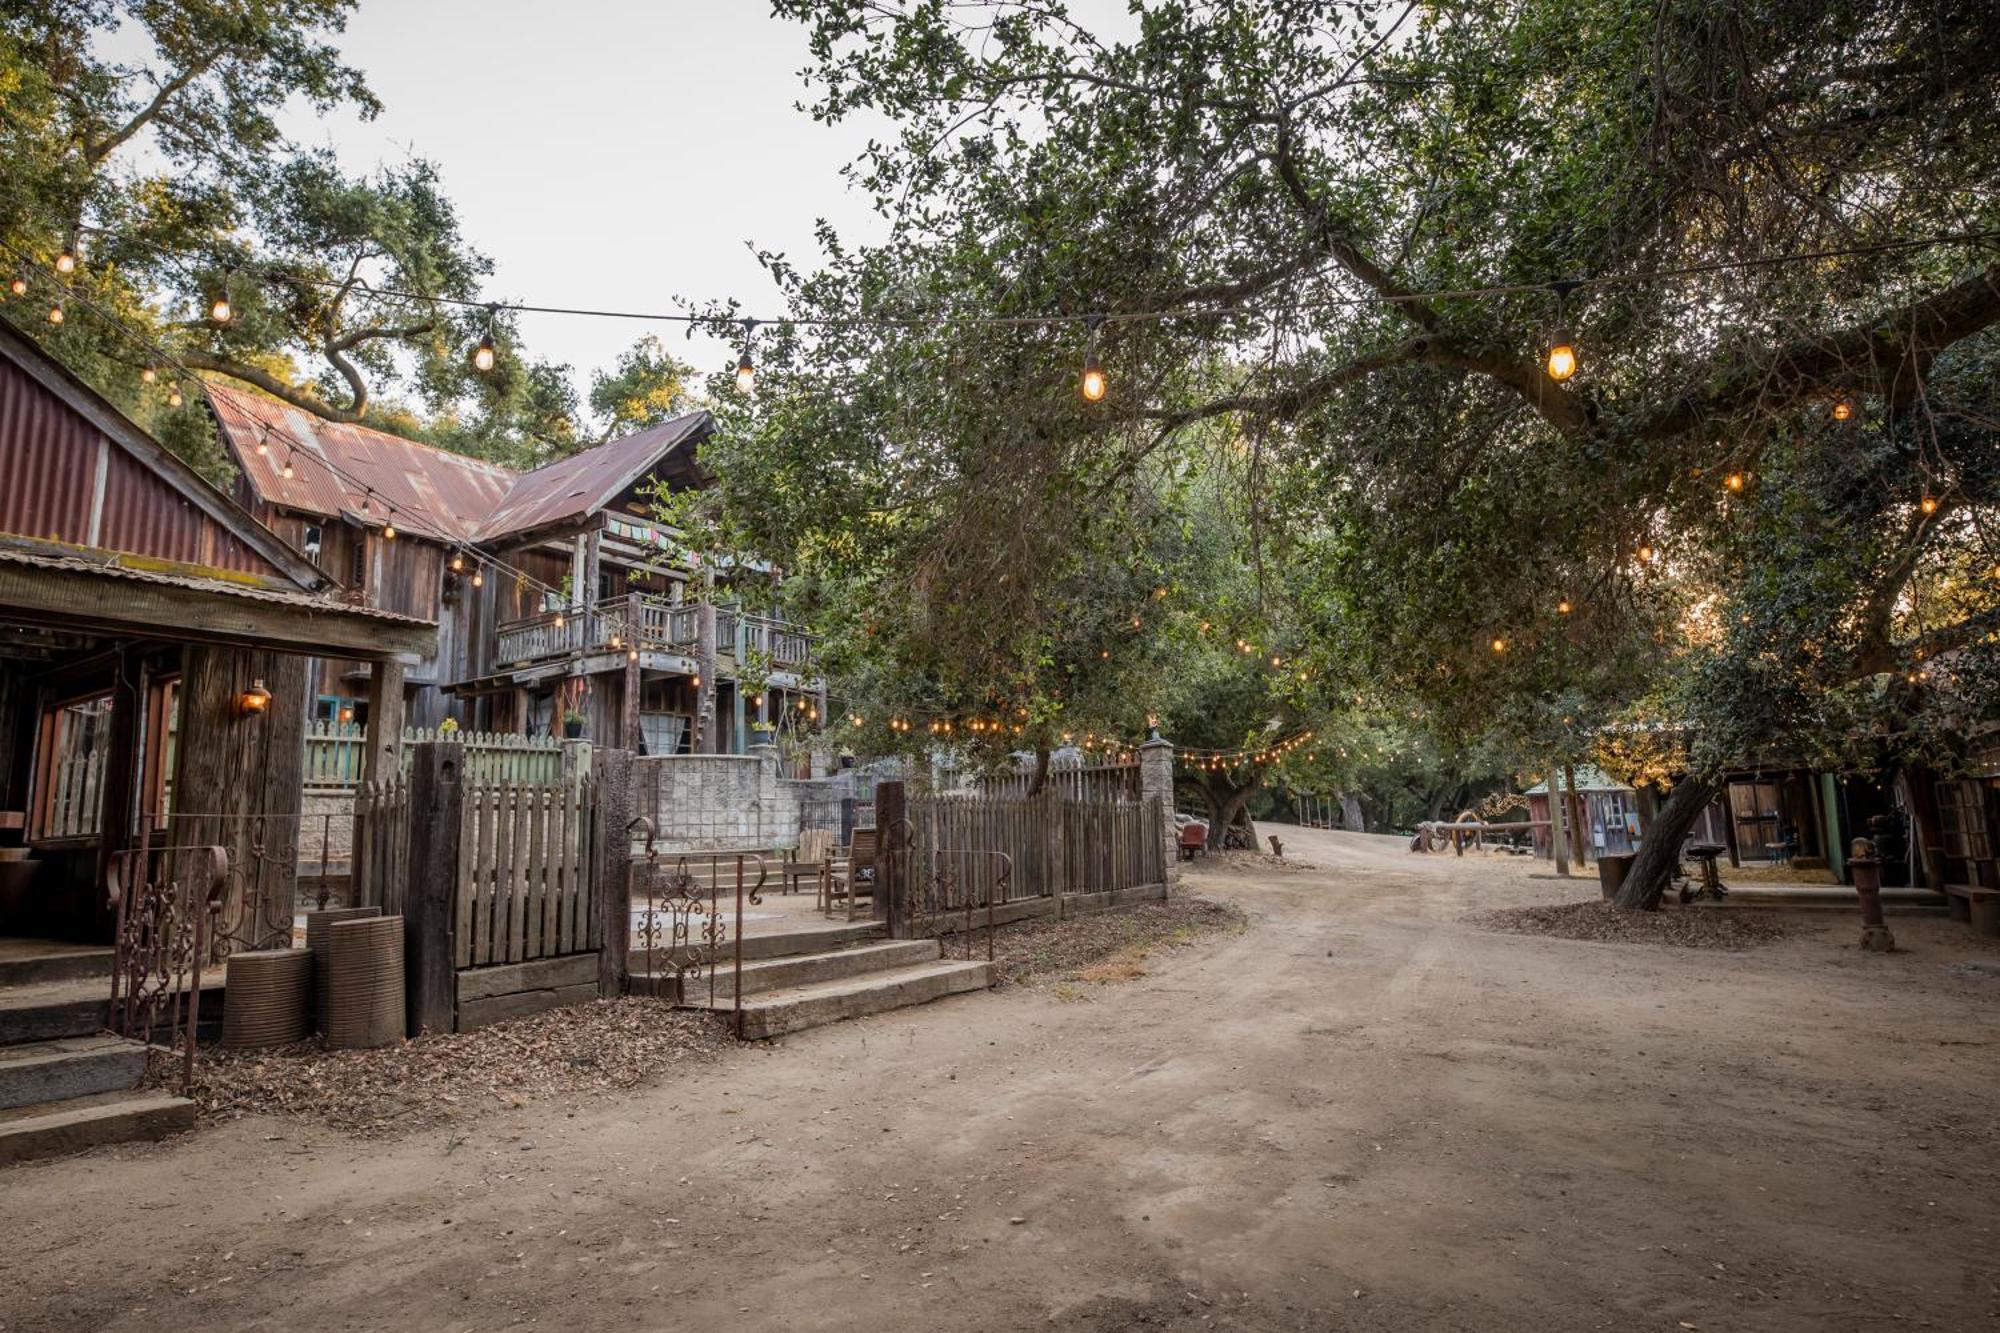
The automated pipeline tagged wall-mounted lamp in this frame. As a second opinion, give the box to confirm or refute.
[240,679,272,715]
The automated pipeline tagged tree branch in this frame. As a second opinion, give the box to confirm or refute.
[179,354,366,424]
[83,53,220,164]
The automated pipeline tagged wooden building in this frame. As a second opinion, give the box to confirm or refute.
[0,319,433,956]
[204,386,819,756]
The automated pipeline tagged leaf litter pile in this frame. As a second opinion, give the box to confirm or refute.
[1471,901,1792,949]
[985,895,1245,990]
[150,997,730,1137]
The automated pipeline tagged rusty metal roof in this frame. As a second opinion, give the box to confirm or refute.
[0,545,434,625]
[476,411,710,543]
[207,383,516,543]
[207,385,710,549]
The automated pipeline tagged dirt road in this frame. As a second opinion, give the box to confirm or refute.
[5,828,1996,1330]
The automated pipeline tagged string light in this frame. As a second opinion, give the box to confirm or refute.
[471,304,498,372]
[1920,495,1938,515]
[1831,397,1854,422]
[450,552,465,573]
[1557,598,1572,614]
[1725,472,1745,492]
[383,519,397,540]
[1080,314,1107,402]
[473,569,485,588]
[1491,637,1507,654]
[54,236,76,275]
[7,275,25,296]
[734,318,758,395]
[166,386,183,408]
[208,283,233,325]
[46,303,63,325]
[1544,281,1578,382]
[140,365,157,384]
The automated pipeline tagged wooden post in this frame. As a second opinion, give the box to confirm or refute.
[364,658,406,781]
[1550,761,1570,876]
[92,645,146,931]
[404,741,463,1036]
[623,592,643,752]
[592,746,634,996]
[1563,762,1588,866]
[876,778,907,935]
[695,601,718,754]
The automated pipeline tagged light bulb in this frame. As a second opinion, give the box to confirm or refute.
[46,303,63,325]
[8,276,25,296]
[1080,348,1106,402]
[55,249,76,275]
[1638,544,1656,563]
[1831,398,1853,422]
[734,351,755,395]
[450,552,464,572]
[167,387,183,408]
[472,570,484,588]
[1491,637,1507,654]
[256,439,268,456]
[383,521,397,540]
[1920,495,1938,515]
[1545,334,1577,381]
[140,366,157,384]
[1557,599,1572,615]
[209,296,232,324]
[472,335,496,372]
[1725,472,1744,491]
[281,460,295,479]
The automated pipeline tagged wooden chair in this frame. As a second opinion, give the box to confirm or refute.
[822,826,879,915]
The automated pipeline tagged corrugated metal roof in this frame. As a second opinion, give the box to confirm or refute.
[1523,764,1632,795]
[477,411,709,542]
[0,545,434,625]
[207,383,516,543]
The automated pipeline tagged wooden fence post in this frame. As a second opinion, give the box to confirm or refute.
[593,747,634,996]
[405,741,463,1037]
[876,779,908,936]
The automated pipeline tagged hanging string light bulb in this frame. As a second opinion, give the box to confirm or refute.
[1725,472,1745,492]
[1920,494,1938,515]
[8,275,26,297]
[472,568,485,588]
[46,302,63,325]
[208,269,234,324]
[383,517,397,540]
[450,551,465,573]
[734,318,758,395]
[167,385,184,408]
[1544,280,1579,382]
[1080,314,1107,402]
[471,305,498,372]
[1831,397,1854,422]
[54,232,77,274]
[1557,598,1572,615]
[140,365,157,384]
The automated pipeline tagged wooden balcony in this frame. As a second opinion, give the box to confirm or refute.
[492,598,812,676]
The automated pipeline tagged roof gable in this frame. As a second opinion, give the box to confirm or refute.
[0,319,327,590]
[476,412,711,544]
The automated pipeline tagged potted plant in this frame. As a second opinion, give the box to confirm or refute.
[562,708,586,739]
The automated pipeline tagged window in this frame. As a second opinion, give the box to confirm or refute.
[32,692,113,841]
[302,522,324,563]
[142,677,179,828]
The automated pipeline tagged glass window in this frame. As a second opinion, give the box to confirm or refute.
[33,693,113,840]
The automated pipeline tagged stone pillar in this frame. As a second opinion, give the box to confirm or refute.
[1139,736,1179,891]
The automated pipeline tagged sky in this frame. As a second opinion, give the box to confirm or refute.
[266,1,1136,408]
[271,2,890,401]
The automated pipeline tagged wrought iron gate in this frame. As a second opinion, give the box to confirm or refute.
[627,818,769,1032]
[106,844,230,1089]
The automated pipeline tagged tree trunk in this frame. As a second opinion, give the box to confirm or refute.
[1339,793,1365,832]
[1615,776,1719,909]
[1551,761,1570,877]
[1026,745,1052,797]
[1564,761,1588,866]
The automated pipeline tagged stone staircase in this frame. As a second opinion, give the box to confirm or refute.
[634,921,991,1040]
[0,948,195,1166]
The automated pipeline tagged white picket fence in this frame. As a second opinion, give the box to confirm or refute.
[303,722,565,787]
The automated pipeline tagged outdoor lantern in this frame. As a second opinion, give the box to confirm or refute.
[240,679,273,715]
[692,674,702,689]
[1544,333,1577,382]
[338,706,354,723]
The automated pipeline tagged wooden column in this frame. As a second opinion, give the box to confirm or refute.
[364,658,405,781]
[172,644,308,957]
[695,602,718,755]
[876,779,907,935]
[404,741,462,1036]
[592,746,634,996]
[92,646,146,924]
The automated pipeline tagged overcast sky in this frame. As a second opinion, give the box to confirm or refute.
[272,1,1135,407]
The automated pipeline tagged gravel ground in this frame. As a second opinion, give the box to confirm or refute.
[149,997,730,1137]
[984,895,1245,988]
[1469,899,1793,948]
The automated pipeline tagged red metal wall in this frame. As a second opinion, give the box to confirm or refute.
[0,357,278,577]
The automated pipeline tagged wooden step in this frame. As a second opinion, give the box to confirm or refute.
[0,1034,148,1110]
[630,918,885,975]
[0,1088,194,1166]
[731,959,992,1040]
[0,942,113,988]
[675,939,941,1003]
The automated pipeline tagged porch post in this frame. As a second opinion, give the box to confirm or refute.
[592,747,634,996]
[363,658,405,782]
[695,601,718,755]
[93,646,146,920]
[404,740,462,1036]
[1140,736,1178,892]
[875,778,907,935]
[623,592,642,753]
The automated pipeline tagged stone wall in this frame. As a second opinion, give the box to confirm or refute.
[632,745,798,852]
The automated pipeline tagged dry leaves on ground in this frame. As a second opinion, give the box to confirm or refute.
[985,895,1245,990]
[1470,901,1792,949]
[150,997,731,1137]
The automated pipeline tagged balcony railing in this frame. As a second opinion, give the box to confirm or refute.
[493,598,811,674]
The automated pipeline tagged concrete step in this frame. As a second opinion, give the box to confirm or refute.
[0,1034,148,1110]
[673,939,942,1002]
[0,1088,195,1166]
[0,943,113,988]
[0,986,107,1046]
[729,959,992,1040]
[631,918,886,974]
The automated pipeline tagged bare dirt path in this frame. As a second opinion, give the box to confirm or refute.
[5,828,1997,1331]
